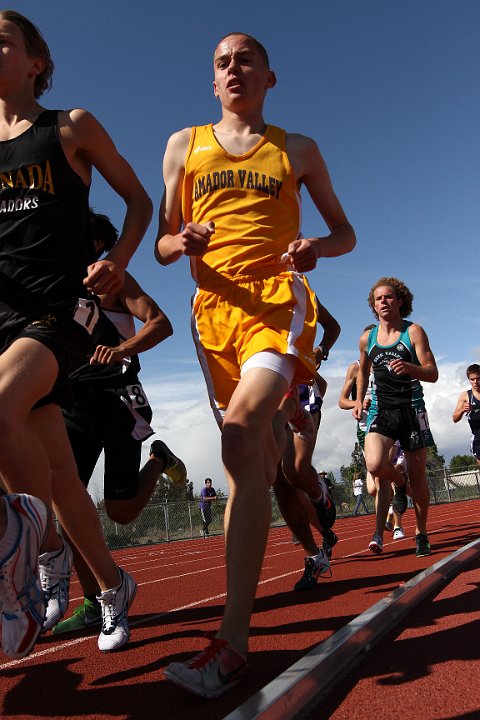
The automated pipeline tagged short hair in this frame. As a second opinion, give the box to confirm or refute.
[368,277,413,318]
[215,33,270,68]
[466,364,480,378]
[204,477,212,484]
[89,208,118,254]
[0,10,54,98]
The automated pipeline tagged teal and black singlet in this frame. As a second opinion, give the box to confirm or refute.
[367,320,424,411]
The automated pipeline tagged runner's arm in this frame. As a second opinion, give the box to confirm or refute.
[353,334,371,420]
[155,129,215,265]
[390,324,438,383]
[313,297,341,366]
[338,362,358,410]
[284,134,355,272]
[60,109,152,294]
[452,391,469,423]
[91,273,172,365]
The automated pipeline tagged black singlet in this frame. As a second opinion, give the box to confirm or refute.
[68,309,141,389]
[467,390,480,434]
[0,110,94,333]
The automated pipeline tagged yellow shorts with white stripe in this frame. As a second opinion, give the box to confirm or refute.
[191,270,317,415]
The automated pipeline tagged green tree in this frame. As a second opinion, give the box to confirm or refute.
[449,454,478,473]
[340,442,366,483]
[150,474,193,503]
[426,444,445,474]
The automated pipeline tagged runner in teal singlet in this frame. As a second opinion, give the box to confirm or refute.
[353,277,438,558]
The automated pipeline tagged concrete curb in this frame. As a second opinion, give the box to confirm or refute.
[223,536,480,720]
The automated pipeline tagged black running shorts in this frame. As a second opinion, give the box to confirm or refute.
[367,406,434,451]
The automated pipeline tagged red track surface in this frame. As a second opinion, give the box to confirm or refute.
[1,500,478,720]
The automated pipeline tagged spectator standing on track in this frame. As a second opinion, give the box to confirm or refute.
[155,31,355,697]
[199,478,217,536]
[352,474,368,515]
[0,11,151,657]
[353,277,438,558]
[452,364,480,467]
[274,298,340,591]
[53,210,185,637]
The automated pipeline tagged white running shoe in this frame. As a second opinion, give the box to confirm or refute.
[0,494,49,658]
[165,633,248,698]
[368,533,383,554]
[97,568,137,652]
[39,539,73,632]
[393,527,406,540]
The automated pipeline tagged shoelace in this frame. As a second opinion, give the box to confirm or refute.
[3,574,44,621]
[0,559,44,622]
[16,574,45,620]
[313,551,332,579]
[187,634,228,669]
[98,588,119,633]
[0,522,42,613]
[39,552,71,599]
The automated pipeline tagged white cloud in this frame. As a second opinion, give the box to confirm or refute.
[89,359,475,498]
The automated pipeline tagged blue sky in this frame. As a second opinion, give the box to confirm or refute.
[14,0,480,494]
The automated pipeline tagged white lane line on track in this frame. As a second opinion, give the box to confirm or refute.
[28,522,476,644]
[0,568,310,670]
[1,506,477,671]
[107,503,479,569]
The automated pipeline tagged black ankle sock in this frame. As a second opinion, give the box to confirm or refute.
[86,593,101,607]
[322,529,335,545]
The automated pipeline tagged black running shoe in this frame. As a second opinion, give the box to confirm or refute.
[294,550,330,591]
[415,533,431,557]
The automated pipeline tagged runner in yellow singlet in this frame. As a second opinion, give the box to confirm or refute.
[156,32,355,698]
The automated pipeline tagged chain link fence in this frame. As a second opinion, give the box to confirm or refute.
[98,467,480,550]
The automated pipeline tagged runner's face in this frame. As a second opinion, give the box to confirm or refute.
[0,19,44,96]
[468,374,480,389]
[373,286,401,319]
[213,35,275,109]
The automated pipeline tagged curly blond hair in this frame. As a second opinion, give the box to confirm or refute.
[368,277,413,318]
